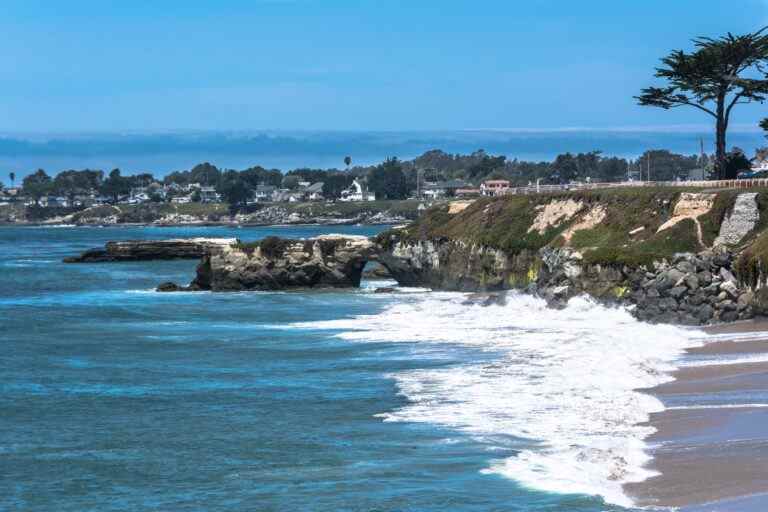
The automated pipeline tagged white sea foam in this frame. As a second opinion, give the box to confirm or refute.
[693,331,768,343]
[667,403,768,410]
[680,353,768,367]
[291,291,703,508]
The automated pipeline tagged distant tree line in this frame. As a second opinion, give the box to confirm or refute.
[4,145,757,208]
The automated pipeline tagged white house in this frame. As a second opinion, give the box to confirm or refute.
[340,179,375,202]
[752,156,768,173]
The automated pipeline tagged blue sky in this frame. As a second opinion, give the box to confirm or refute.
[1,0,766,132]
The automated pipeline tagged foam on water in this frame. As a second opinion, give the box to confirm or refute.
[681,352,768,367]
[291,291,703,508]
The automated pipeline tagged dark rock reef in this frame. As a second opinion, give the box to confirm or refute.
[63,238,236,263]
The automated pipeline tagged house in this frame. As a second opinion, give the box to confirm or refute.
[304,182,325,201]
[340,179,375,202]
[480,180,511,197]
[127,192,151,205]
[752,150,768,173]
[38,196,70,207]
[0,187,20,204]
[421,180,468,199]
[171,195,192,204]
[199,186,220,203]
[252,184,277,202]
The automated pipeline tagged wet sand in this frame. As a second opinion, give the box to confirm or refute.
[626,320,768,510]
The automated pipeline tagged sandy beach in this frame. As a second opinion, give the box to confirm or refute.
[626,320,768,510]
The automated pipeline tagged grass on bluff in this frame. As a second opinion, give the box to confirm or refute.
[399,186,764,267]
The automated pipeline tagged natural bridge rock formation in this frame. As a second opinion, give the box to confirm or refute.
[64,238,237,263]
[163,235,386,291]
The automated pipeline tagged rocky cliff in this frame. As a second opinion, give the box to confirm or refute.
[76,187,768,325]
[376,188,768,325]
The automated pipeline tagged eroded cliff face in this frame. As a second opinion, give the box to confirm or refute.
[143,188,768,324]
[376,189,768,324]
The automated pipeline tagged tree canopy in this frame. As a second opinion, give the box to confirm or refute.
[368,158,408,199]
[100,169,131,203]
[22,169,52,203]
[637,27,768,178]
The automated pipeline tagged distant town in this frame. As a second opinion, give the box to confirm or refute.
[2,146,765,213]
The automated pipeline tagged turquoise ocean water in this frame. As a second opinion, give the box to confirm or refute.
[1,225,696,511]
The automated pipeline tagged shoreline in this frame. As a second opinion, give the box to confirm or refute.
[626,319,768,510]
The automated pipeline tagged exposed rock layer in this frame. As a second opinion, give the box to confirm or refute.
[173,235,381,291]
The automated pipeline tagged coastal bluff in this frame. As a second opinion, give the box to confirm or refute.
[63,187,768,325]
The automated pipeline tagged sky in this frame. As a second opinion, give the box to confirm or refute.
[0,0,767,133]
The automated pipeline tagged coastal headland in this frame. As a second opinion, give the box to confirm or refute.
[65,186,768,325]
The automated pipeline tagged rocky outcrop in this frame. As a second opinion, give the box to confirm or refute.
[163,235,382,291]
[64,238,237,263]
[376,236,755,325]
[714,193,759,247]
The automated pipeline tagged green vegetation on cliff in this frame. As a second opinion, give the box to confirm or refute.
[395,187,767,268]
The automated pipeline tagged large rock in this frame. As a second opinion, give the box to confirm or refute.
[64,238,236,262]
[189,235,382,291]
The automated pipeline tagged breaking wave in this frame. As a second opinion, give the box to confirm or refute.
[291,291,704,507]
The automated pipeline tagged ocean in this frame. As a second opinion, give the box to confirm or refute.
[1,224,704,511]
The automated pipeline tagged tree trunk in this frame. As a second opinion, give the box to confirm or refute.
[715,93,727,180]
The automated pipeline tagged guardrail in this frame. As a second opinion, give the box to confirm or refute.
[504,178,768,196]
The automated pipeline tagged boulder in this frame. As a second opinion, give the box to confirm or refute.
[737,291,754,311]
[696,304,714,322]
[719,267,737,284]
[716,300,737,312]
[675,260,696,274]
[156,282,183,292]
[668,286,687,299]
[655,269,684,291]
[720,280,740,299]
[697,270,712,286]
[683,274,699,291]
